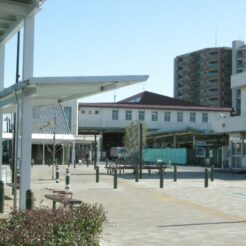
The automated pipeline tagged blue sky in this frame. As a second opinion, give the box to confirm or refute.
[4,0,246,102]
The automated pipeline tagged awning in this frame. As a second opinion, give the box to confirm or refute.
[0,75,149,112]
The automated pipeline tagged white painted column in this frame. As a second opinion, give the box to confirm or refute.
[22,15,35,80]
[72,141,75,165]
[0,44,5,181]
[229,139,232,168]
[19,14,35,210]
[19,95,32,210]
[62,144,65,165]
[97,136,101,162]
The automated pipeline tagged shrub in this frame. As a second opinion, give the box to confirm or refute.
[0,203,106,246]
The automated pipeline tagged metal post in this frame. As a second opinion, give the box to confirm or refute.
[174,165,177,182]
[96,166,99,183]
[135,165,139,182]
[0,181,4,213]
[65,168,70,190]
[94,135,97,170]
[114,169,117,189]
[210,165,214,181]
[160,166,164,188]
[139,123,143,179]
[204,168,208,188]
[55,165,59,183]
[106,158,108,167]
[26,189,33,210]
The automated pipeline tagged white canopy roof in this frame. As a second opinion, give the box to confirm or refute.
[0,0,44,45]
[0,75,149,112]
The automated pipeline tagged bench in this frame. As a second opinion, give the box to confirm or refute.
[105,163,167,175]
[45,190,82,209]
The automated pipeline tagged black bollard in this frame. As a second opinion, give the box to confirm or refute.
[174,165,177,182]
[160,167,164,188]
[0,181,4,213]
[204,168,209,188]
[65,168,70,190]
[55,165,59,183]
[210,165,214,182]
[26,189,33,210]
[96,166,99,183]
[114,169,117,189]
[135,165,139,182]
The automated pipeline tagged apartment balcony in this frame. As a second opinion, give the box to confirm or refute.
[208,64,218,69]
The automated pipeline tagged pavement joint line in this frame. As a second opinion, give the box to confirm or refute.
[157,192,245,222]
[109,173,246,222]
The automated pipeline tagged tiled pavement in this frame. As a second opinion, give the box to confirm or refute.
[1,164,246,245]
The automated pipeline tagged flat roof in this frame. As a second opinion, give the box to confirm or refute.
[0,75,149,112]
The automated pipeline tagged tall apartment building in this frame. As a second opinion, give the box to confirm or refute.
[232,40,246,114]
[174,47,232,107]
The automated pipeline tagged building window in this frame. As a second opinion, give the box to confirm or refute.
[190,112,196,122]
[81,110,85,114]
[177,112,183,122]
[125,110,132,121]
[95,110,99,114]
[202,113,208,123]
[64,107,72,130]
[138,111,145,121]
[152,111,158,121]
[164,112,171,122]
[112,110,119,120]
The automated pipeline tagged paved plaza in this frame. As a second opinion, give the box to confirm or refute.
[1,163,246,245]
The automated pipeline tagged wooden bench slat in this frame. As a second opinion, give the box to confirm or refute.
[45,193,82,209]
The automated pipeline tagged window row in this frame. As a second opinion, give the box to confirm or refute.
[81,110,99,115]
[112,110,208,123]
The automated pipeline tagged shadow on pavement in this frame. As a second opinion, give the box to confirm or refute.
[157,220,246,228]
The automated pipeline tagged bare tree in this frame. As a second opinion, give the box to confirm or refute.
[123,121,148,161]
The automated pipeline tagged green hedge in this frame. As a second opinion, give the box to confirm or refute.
[0,203,106,246]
